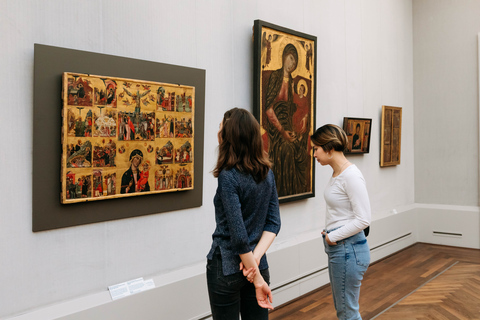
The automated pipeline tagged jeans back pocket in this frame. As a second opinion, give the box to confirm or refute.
[352,240,370,268]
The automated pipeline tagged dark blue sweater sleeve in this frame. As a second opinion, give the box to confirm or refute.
[264,171,281,234]
[218,171,251,255]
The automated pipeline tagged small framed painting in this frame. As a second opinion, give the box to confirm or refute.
[343,117,372,154]
[380,105,402,166]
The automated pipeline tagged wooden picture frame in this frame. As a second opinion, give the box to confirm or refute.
[253,20,316,203]
[343,117,372,154]
[62,72,194,204]
[380,105,402,166]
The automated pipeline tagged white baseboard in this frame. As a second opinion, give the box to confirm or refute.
[414,204,480,249]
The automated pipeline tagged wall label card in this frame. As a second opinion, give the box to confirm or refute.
[108,277,155,300]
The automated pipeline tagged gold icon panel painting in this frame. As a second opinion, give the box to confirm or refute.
[61,72,194,204]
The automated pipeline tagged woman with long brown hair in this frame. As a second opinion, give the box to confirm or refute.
[206,108,281,320]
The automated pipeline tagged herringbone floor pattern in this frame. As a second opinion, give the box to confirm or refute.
[376,262,480,319]
[269,243,480,320]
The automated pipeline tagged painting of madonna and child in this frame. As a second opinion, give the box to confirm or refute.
[61,72,194,204]
[253,20,316,202]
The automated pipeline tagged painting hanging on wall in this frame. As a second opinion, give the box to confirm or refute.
[343,117,372,154]
[62,72,194,204]
[253,20,316,203]
[380,105,402,167]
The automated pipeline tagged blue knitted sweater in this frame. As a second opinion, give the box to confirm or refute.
[207,168,281,276]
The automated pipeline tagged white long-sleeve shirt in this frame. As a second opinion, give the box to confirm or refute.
[324,164,371,243]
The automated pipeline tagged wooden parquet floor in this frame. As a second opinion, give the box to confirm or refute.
[269,243,480,320]
[375,262,480,319]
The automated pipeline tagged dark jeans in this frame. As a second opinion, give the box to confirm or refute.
[206,249,270,320]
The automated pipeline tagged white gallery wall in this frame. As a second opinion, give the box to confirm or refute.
[412,0,480,248]
[414,0,480,205]
[0,0,476,319]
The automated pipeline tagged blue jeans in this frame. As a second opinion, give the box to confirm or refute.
[206,249,270,320]
[323,229,370,320]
